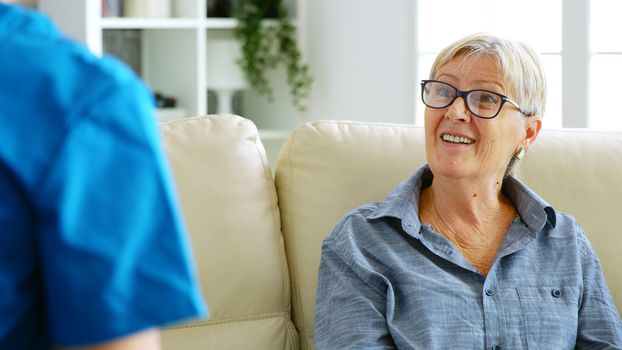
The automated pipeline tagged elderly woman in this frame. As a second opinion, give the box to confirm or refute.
[314,33,622,349]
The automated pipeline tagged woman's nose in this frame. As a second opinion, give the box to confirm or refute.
[445,97,471,122]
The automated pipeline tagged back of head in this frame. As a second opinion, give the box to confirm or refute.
[429,33,547,118]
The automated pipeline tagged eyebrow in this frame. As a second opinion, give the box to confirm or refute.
[436,73,505,91]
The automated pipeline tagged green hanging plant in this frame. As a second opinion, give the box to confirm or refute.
[233,0,313,112]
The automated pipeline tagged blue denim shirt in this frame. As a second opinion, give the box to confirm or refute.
[315,165,622,349]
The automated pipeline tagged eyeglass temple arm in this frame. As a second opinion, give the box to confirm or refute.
[504,97,532,116]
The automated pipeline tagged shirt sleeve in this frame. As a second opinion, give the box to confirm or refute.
[314,222,397,350]
[575,224,622,348]
[35,76,206,347]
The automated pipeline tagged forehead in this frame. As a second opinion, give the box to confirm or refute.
[435,55,505,88]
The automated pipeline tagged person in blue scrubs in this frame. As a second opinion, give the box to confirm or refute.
[0,1,206,348]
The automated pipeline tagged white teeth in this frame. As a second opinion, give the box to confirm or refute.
[442,134,474,144]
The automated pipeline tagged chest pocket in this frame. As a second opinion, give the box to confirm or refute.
[516,286,579,349]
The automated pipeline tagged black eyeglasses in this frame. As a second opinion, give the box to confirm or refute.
[421,80,531,119]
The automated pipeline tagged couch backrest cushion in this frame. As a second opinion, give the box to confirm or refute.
[276,121,622,349]
[275,121,427,349]
[515,128,622,315]
[160,115,298,349]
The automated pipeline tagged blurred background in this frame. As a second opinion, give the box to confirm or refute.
[40,0,621,163]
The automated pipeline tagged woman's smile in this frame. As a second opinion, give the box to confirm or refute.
[440,132,475,145]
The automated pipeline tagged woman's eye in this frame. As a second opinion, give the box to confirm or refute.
[478,93,499,105]
[436,87,452,97]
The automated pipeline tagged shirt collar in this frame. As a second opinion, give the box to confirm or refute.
[502,176,557,231]
[367,165,430,236]
[368,165,556,237]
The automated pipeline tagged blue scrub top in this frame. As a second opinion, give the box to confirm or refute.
[0,4,206,348]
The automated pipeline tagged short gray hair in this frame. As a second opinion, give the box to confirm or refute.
[429,33,547,118]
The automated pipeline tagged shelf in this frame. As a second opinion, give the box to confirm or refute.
[42,0,302,173]
[205,18,280,29]
[101,17,239,30]
[101,17,283,30]
[205,18,237,29]
[102,17,202,29]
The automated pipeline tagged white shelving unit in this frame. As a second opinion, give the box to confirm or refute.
[39,0,301,141]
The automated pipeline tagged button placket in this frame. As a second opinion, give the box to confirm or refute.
[482,273,502,350]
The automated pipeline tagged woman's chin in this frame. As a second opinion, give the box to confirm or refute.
[429,160,477,180]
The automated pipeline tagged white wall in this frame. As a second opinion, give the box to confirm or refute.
[40,0,418,130]
[306,0,415,123]
[39,0,102,54]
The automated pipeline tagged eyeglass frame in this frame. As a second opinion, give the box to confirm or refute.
[420,80,532,119]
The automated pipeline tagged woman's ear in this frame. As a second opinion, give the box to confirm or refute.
[523,116,542,151]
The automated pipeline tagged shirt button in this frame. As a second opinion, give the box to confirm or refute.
[485,289,494,296]
[492,345,501,350]
[552,289,561,298]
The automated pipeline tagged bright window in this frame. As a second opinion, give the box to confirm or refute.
[589,55,622,129]
[590,0,622,129]
[416,0,622,130]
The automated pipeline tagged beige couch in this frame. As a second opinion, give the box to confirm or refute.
[159,115,622,349]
